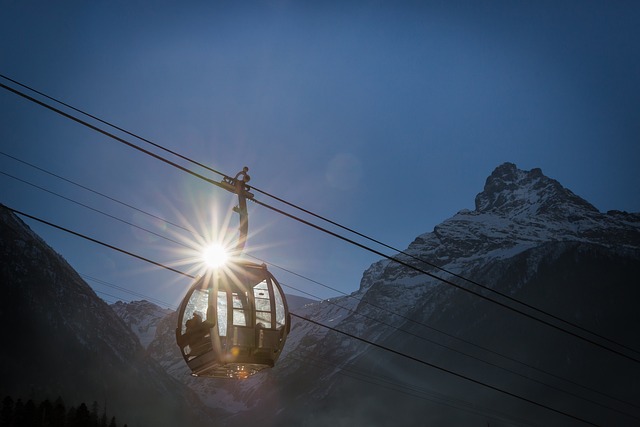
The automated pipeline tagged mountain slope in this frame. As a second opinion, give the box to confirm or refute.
[111,300,173,349]
[110,292,317,412]
[191,163,640,426]
[0,205,218,427]
[16,162,638,426]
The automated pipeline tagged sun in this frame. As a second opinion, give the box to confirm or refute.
[201,243,229,269]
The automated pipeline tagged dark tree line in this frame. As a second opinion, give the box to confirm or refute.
[1,396,127,427]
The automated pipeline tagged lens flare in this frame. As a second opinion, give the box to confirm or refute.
[201,243,229,269]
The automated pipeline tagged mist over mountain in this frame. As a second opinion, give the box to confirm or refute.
[2,163,639,426]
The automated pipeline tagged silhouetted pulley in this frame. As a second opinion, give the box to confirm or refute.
[176,261,290,379]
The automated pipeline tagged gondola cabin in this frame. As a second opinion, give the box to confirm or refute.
[176,261,290,378]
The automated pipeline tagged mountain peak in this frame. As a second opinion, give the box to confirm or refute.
[474,162,598,217]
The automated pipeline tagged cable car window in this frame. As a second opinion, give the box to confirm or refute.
[232,292,247,326]
[217,291,227,336]
[256,312,271,329]
[255,296,270,311]
[254,280,271,311]
[274,285,286,329]
[182,288,209,334]
[254,280,272,328]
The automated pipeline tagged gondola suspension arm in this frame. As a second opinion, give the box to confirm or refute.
[219,167,254,256]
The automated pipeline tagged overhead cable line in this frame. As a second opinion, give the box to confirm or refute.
[0,81,230,194]
[278,280,638,420]
[0,74,229,183]
[0,150,197,236]
[292,315,601,427]
[94,289,128,305]
[2,205,604,427]
[0,170,191,250]
[81,274,178,310]
[83,267,607,424]
[251,195,640,364]
[1,74,631,360]
[4,163,632,412]
[273,257,639,411]
[5,206,189,278]
[1,170,522,423]
[2,77,638,365]
[284,352,538,427]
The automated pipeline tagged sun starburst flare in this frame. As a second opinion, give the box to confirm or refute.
[201,243,229,269]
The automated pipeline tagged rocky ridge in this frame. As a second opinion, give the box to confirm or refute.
[116,163,640,426]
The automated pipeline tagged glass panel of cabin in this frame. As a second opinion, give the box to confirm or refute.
[217,291,227,336]
[254,280,272,328]
[182,288,209,334]
[255,311,272,329]
[274,284,286,329]
[232,292,247,326]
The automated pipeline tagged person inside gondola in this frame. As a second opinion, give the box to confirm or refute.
[186,312,203,331]
[185,312,210,357]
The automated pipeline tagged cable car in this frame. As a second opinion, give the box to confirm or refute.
[176,261,290,378]
[175,168,290,378]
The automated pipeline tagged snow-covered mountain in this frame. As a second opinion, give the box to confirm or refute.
[135,162,639,426]
[4,162,639,426]
[0,206,220,427]
[111,300,173,349]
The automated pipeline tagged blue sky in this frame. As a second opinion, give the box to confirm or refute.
[1,1,639,306]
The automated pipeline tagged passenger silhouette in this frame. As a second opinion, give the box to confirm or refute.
[185,312,209,357]
[185,312,203,332]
